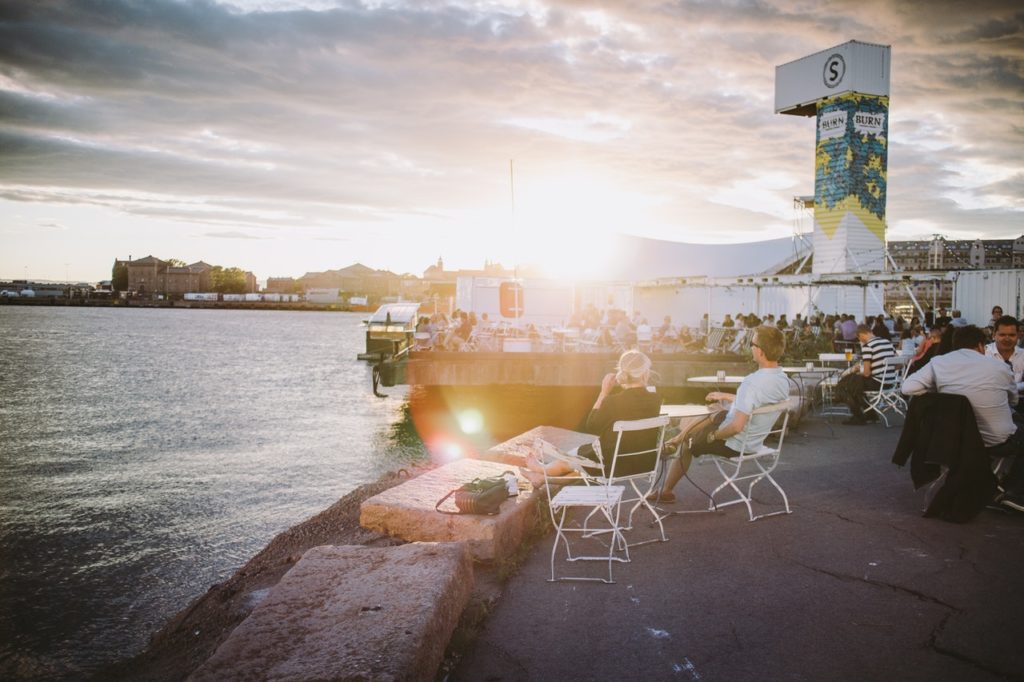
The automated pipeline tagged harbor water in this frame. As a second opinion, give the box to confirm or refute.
[0,307,432,679]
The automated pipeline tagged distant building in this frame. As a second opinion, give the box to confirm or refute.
[265,277,298,293]
[296,263,404,302]
[884,236,1024,313]
[114,255,254,297]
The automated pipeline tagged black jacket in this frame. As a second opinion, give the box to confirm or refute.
[892,393,997,522]
[579,387,663,477]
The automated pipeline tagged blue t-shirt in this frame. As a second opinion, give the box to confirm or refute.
[723,367,790,452]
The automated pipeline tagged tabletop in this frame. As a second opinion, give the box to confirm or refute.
[687,375,746,384]
[660,403,715,418]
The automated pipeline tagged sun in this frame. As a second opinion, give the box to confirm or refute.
[503,170,654,281]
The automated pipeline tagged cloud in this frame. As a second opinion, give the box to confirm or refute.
[202,230,268,239]
[0,0,1021,279]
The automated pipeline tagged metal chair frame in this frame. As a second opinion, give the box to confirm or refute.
[586,416,670,547]
[695,400,793,521]
[541,415,669,582]
[541,447,629,584]
[864,355,909,427]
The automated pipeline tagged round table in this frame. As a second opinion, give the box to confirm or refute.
[687,375,746,385]
[661,403,714,418]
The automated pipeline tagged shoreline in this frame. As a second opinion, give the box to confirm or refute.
[0,298,363,313]
[99,464,441,681]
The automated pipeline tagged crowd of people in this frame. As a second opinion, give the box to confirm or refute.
[524,306,1024,521]
[413,303,1024,365]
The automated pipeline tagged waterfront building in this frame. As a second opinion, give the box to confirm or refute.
[113,255,256,297]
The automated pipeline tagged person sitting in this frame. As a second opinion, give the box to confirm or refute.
[722,314,735,328]
[650,326,790,503]
[838,324,896,425]
[986,315,1024,407]
[902,325,1024,514]
[899,328,916,355]
[524,350,662,482]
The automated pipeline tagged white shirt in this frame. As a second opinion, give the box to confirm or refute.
[901,349,1017,447]
[723,367,791,453]
[985,342,1024,391]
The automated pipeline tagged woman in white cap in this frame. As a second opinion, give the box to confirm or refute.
[525,349,662,480]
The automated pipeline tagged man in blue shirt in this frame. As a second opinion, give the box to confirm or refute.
[651,326,790,503]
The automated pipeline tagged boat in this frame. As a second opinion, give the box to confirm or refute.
[358,302,420,361]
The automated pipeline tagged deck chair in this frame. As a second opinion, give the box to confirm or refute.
[864,355,909,427]
[703,327,727,353]
[695,400,792,521]
[726,329,752,354]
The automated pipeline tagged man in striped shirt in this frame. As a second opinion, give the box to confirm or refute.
[841,323,897,425]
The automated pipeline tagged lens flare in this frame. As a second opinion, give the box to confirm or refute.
[456,409,484,434]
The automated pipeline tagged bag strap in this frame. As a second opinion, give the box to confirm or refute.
[435,488,461,515]
[434,470,518,514]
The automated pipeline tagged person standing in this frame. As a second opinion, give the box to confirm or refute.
[988,305,1004,331]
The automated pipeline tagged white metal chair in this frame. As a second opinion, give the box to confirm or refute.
[695,400,793,521]
[541,415,670,582]
[864,355,909,427]
[589,416,670,547]
[541,447,629,583]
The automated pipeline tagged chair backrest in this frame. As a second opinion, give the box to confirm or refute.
[604,415,669,481]
[877,355,908,388]
[704,328,726,352]
[739,400,792,456]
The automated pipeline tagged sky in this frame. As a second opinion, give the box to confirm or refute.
[1,0,1021,283]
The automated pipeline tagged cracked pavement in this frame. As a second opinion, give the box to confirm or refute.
[454,415,1024,681]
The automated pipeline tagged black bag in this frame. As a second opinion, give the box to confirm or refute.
[435,473,513,516]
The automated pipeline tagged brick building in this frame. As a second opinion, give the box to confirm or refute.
[114,256,254,297]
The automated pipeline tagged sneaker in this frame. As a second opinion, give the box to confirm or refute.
[1000,492,1024,513]
[842,417,866,426]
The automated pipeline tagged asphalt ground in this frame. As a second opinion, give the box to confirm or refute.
[453,413,1024,682]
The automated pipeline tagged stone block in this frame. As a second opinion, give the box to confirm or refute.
[481,425,596,467]
[189,542,473,682]
[359,459,536,561]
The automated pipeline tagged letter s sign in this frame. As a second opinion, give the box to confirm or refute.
[823,53,845,89]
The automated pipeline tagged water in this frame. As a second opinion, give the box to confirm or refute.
[0,307,428,679]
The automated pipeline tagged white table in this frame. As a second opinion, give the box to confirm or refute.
[687,375,746,386]
[661,403,714,418]
[819,352,857,363]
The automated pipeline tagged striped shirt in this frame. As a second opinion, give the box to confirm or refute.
[861,335,897,383]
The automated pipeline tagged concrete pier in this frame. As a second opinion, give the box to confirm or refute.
[383,351,754,387]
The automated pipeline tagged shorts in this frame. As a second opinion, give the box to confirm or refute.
[687,411,741,458]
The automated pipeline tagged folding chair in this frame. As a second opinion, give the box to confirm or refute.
[540,447,629,583]
[541,415,670,581]
[695,400,793,521]
[864,355,909,427]
[590,416,670,547]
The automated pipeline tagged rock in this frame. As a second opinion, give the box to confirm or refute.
[359,459,537,561]
[481,425,596,467]
[189,542,473,682]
